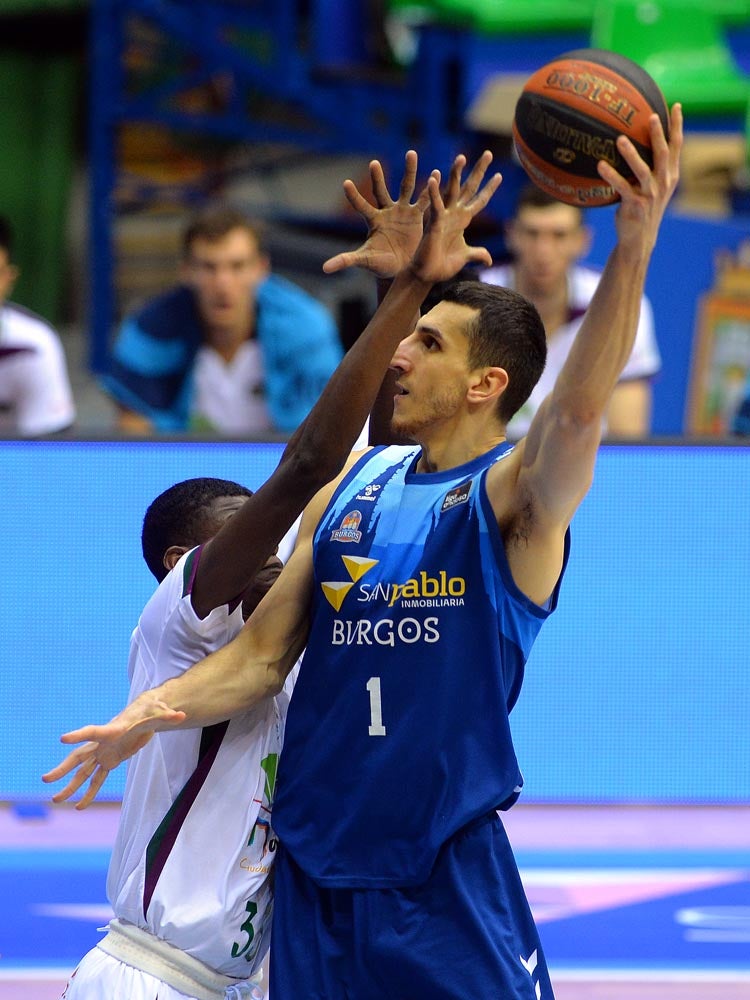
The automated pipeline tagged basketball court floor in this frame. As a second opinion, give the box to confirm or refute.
[1,801,748,999]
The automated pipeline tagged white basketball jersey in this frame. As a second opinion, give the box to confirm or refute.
[107,548,295,977]
[0,302,76,434]
[192,340,271,434]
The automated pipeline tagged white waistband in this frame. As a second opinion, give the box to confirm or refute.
[97,919,262,1000]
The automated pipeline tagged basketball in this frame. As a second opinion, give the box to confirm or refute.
[512,48,670,207]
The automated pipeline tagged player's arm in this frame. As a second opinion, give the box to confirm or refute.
[489,106,682,602]
[42,540,315,808]
[42,462,360,810]
[321,155,461,448]
[323,160,429,449]
[193,151,502,616]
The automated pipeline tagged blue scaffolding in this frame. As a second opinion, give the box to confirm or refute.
[87,0,594,370]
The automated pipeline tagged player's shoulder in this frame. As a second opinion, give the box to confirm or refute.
[2,301,62,347]
[131,285,197,333]
[258,272,332,321]
[139,547,239,641]
[484,440,525,516]
[479,263,512,287]
[568,265,601,305]
[139,555,189,625]
[298,446,378,542]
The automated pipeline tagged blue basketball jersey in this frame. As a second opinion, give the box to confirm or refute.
[273,444,569,888]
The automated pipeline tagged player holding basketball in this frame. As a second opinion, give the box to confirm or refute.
[46,106,682,999]
[44,149,502,1000]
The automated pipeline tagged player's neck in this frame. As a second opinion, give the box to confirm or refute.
[518,282,569,340]
[512,267,569,339]
[414,420,506,474]
[204,312,256,363]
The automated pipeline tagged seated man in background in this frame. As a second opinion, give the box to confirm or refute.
[481,183,661,440]
[732,370,750,435]
[102,205,343,435]
[0,215,76,435]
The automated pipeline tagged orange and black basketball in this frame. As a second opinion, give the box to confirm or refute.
[512,48,670,207]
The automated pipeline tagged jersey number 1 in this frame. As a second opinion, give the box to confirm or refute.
[366,676,386,736]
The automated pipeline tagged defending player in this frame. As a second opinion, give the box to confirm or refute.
[45,148,504,999]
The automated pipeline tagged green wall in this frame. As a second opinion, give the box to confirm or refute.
[0,1,86,323]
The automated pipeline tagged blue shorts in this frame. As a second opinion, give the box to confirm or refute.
[270,810,555,1000]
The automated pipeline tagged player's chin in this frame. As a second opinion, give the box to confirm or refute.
[390,410,422,440]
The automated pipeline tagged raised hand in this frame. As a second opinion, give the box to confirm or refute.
[42,698,186,809]
[408,149,502,285]
[323,149,436,278]
[597,103,682,255]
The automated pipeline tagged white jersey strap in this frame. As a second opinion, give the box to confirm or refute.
[97,919,263,999]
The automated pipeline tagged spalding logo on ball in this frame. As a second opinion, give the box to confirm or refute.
[512,48,670,207]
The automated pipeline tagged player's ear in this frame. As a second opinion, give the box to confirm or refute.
[467,366,508,405]
[163,545,189,572]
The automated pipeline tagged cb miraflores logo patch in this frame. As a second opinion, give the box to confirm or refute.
[330,510,363,543]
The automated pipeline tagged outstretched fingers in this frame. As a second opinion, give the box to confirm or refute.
[41,741,108,809]
[74,766,112,811]
[323,249,365,274]
[396,149,419,203]
[598,103,682,202]
[42,741,100,785]
[416,169,440,215]
[657,103,683,188]
[341,177,378,221]
[443,153,468,206]
[463,245,494,268]
[369,159,395,209]
[468,169,503,212]
[458,149,495,204]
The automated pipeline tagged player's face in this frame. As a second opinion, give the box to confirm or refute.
[507,203,587,295]
[0,248,19,307]
[240,552,284,619]
[205,495,283,619]
[388,301,477,440]
[182,228,270,335]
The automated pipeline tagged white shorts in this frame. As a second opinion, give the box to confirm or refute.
[61,946,264,1000]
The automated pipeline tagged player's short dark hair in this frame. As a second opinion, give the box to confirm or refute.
[141,477,252,582]
[0,215,13,258]
[421,266,481,315]
[181,205,267,259]
[439,280,547,424]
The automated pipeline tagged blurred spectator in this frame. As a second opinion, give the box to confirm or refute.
[102,205,344,435]
[481,184,661,440]
[731,373,750,434]
[0,215,76,436]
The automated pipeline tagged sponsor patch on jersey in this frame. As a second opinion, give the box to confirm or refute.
[330,510,363,543]
[321,555,378,610]
[440,480,472,512]
[355,483,381,502]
